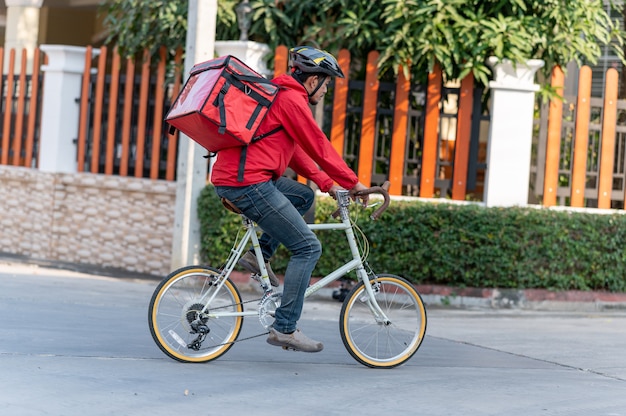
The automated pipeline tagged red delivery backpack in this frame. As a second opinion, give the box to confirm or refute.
[165,55,282,180]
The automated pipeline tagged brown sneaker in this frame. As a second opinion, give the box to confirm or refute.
[267,327,324,353]
[238,251,279,287]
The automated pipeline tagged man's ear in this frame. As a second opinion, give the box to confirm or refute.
[302,75,318,94]
[305,75,319,89]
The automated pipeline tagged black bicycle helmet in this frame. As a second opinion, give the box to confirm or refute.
[290,46,345,79]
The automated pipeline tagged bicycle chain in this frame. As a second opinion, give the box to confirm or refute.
[191,295,271,350]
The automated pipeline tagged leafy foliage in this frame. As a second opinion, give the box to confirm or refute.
[100,0,626,85]
[377,0,625,84]
[198,185,626,292]
[100,0,186,58]
[100,0,239,58]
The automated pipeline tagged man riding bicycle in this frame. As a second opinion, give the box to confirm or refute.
[212,46,368,353]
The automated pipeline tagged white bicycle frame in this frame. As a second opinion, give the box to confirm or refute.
[200,190,390,323]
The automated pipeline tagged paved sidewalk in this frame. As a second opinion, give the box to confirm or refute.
[1,260,626,416]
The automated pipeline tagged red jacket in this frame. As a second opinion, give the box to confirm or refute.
[210,74,359,192]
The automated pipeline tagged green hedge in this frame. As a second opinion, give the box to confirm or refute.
[198,185,626,292]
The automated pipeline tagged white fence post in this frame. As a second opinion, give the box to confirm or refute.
[38,45,98,173]
[215,41,272,77]
[484,57,544,207]
[170,0,217,271]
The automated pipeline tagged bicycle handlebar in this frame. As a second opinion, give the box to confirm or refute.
[351,181,391,220]
[331,181,390,221]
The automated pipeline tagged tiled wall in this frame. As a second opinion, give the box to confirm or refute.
[0,166,176,276]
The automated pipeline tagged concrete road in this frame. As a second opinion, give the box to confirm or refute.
[1,264,625,416]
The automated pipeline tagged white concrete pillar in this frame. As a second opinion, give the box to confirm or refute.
[38,45,98,173]
[4,0,43,73]
[170,0,217,271]
[215,40,272,77]
[484,57,544,207]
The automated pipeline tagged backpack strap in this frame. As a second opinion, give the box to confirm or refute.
[213,73,275,137]
[230,74,276,84]
[237,125,285,182]
[237,146,250,183]
[252,125,284,143]
[215,81,232,135]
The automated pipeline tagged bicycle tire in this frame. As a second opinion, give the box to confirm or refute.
[339,274,427,368]
[148,265,244,363]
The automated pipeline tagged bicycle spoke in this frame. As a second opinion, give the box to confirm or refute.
[340,275,427,368]
[148,266,244,363]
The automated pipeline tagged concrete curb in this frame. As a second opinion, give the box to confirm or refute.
[2,253,625,312]
[230,272,626,313]
[415,285,626,312]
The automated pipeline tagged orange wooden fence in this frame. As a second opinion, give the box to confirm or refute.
[271,46,475,198]
[0,45,478,201]
[3,45,626,209]
[452,74,474,200]
[0,47,44,168]
[388,65,410,195]
[569,66,591,207]
[597,68,619,209]
[420,63,443,198]
[543,66,565,207]
[76,46,182,181]
[539,64,625,209]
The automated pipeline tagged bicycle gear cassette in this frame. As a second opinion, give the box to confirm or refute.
[181,301,209,333]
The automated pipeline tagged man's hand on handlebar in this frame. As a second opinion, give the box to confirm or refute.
[328,181,390,220]
[327,184,343,200]
[350,182,370,207]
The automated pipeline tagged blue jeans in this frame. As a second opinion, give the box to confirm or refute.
[255,177,315,261]
[214,177,320,334]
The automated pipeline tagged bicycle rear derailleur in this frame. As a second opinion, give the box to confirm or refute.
[183,302,210,351]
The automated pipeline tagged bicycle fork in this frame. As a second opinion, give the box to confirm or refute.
[356,269,391,325]
[335,192,391,325]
